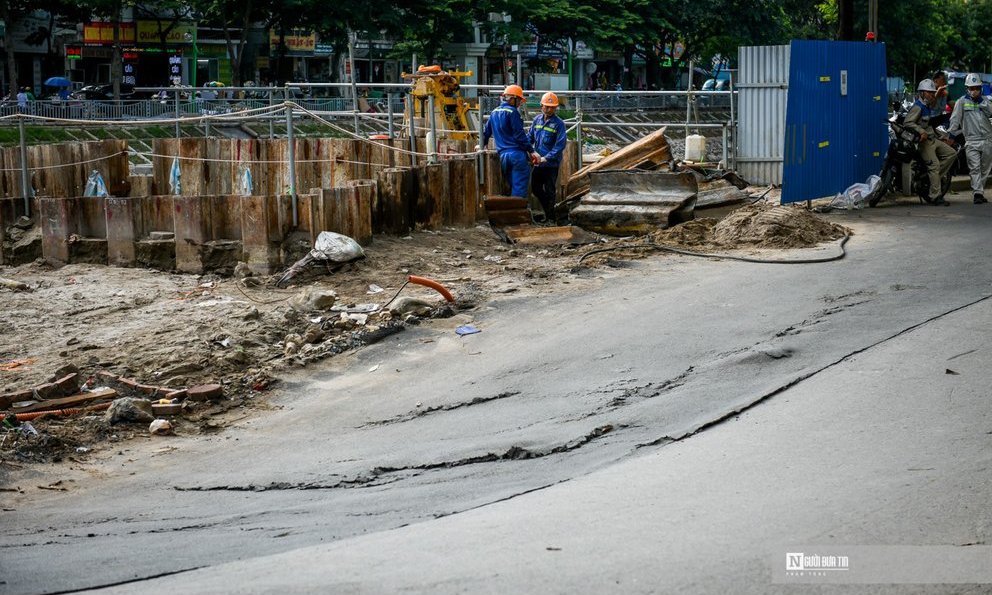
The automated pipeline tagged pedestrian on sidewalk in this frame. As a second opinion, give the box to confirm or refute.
[528,92,567,223]
[948,73,992,204]
[481,85,540,199]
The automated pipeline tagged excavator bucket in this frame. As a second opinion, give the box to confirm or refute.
[569,170,698,236]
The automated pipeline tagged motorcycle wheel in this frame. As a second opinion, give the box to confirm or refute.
[868,166,895,207]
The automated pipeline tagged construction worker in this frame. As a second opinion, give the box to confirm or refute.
[528,92,567,223]
[481,84,540,199]
[931,70,950,126]
[948,73,992,204]
[904,78,956,205]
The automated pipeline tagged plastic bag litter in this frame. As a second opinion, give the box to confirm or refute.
[312,231,365,262]
[829,175,880,210]
[169,157,182,195]
[238,164,253,196]
[83,170,108,197]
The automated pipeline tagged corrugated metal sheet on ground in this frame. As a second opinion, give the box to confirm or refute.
[737,45,790,185]
[782,40,888,203]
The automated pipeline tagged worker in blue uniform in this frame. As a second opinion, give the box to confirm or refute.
[528,92,568,223]
[481,84,540,198]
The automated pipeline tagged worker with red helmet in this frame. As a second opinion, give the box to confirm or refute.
[528,92,568,223]
[481,84,541,198]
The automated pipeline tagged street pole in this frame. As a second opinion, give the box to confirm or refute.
[428,94,438,163]
[407,96,416,167]
[575,95,582,168]
[567,38,574,91]
[387,92,394,139]
[516,53,522,86]
[285,88,298,227]
[18,116,30,215]
[348,31,360,135]
[191,24,198,89]
[174,89,181,138]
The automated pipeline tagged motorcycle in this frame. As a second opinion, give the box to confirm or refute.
[868,106,962,207]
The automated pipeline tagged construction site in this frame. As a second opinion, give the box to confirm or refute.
[0,59,854,467]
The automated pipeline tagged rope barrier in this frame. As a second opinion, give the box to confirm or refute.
[125,148,474,167]
[0,103,287,127]
[0,150,128,173]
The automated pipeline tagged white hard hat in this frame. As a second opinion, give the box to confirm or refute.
[917,78,937,92]
[965,73,982,87]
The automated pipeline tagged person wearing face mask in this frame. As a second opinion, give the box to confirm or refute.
[904,78,957,205]
[948,73,992,204]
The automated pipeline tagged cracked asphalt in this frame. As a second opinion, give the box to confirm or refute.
[2,196,992,594]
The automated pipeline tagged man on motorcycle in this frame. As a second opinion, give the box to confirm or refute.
[948,73,992,204]
[904,78,957,205]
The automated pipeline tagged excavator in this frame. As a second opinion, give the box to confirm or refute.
[401,65,479,141]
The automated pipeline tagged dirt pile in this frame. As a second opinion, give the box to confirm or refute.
[711,203,849,248]
[651,203,849,250]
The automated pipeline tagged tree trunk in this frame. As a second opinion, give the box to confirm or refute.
[645,52,660,91]
[112,0,123,100]
[837,0,854,41]
[2,3,18,97]
[622,45,634,89]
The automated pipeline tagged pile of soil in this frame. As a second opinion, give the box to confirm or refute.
[651,203,849,250]
[711,203,849,248]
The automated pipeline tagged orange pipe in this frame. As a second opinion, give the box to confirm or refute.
[15,402,112,422]
[408,275,454,302]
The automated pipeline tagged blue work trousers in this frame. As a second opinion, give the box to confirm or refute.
[499,150,531,198]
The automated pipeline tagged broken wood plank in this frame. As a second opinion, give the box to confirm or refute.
[9,388,117,413]
[565,127,672,200]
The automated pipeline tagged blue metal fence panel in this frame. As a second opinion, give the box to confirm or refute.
[782,40,888,203]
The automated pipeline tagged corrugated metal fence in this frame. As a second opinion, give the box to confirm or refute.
[782,40,888,203]
[737,45,790,185]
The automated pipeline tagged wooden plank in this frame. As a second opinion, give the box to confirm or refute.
[565,127,671,199]
[10,388,117,414]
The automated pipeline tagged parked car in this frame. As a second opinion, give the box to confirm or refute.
[702,78,732,91]
[72,84,149,100]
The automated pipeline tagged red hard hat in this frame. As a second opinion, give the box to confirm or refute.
[865,31,876,41]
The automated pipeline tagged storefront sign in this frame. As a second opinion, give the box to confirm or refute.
[269,29,316,53]
[169,54,182,84]
[137,21,194,45]
[83,22,136,45]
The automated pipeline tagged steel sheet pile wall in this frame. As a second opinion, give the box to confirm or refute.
[737,45,790,185]
[0,140,128,199]
[782,40,888,203]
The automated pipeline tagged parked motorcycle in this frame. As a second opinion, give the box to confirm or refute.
[868,107,962,207]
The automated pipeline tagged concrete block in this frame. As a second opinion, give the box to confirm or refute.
[172,196,211,273]
[105,197,137,266]
[240,195,281,275]
[40,197,77,266]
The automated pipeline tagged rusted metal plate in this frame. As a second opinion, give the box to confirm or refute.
[484,196,531,227]
[571,170,698,236]
[504,225,597,246]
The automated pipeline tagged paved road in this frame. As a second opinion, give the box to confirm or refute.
[2,196,991,594]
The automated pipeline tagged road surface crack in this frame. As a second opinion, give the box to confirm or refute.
[636,293,992,449]
[360,391,521,427]
[176,424,618,493]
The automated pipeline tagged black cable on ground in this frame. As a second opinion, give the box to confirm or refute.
[577,234,850,265]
